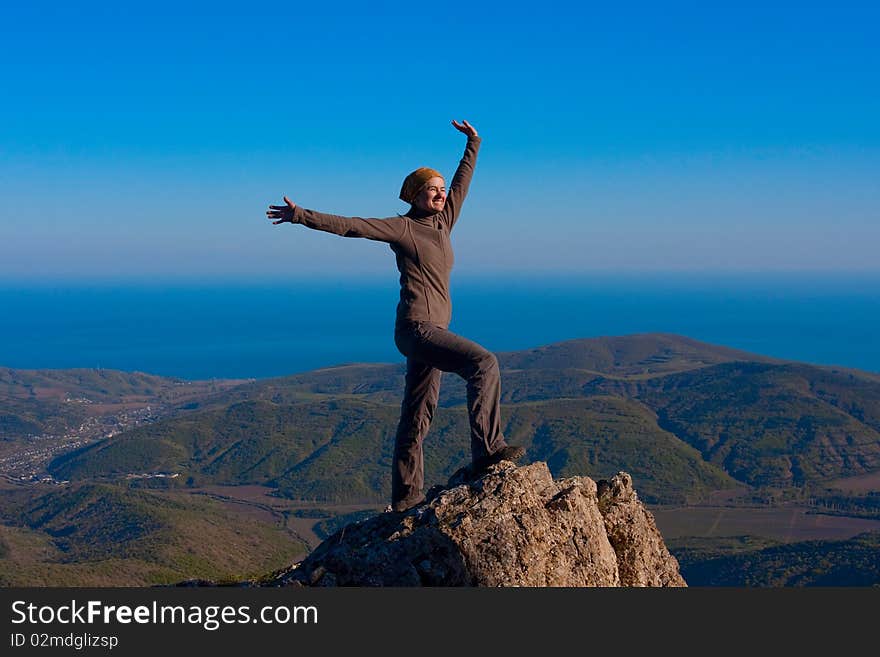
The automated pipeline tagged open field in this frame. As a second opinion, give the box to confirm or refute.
[185,485,383,550]
[188,484,384,514]
[828,472,880,494]
[650,504,880,542]
[190,486,880,548]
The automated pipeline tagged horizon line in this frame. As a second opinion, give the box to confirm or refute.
[3,268,880,287]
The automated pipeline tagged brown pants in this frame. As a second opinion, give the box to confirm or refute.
[392,320,508,504]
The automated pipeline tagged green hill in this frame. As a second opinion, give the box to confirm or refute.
[48,399,401,499]
[40,333,880,503]
[0,367,182,402]
[199,333,780,407]
[0,366,248,442]
[630,362,880,487]
[0,482,307,586]
[497,332,783,375]
[49,395,736,505]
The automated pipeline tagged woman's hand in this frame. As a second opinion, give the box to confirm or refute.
[451,119,478,138]
[266,196,297,225]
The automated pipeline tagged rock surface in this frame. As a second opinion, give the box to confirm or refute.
[266,461,686,587]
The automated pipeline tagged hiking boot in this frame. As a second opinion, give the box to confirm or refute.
[472,445,526,473]
[390,492,426,513]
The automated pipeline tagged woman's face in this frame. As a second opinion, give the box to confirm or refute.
[412,177,447,213]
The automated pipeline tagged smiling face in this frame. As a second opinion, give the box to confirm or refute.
[412,177,447,213]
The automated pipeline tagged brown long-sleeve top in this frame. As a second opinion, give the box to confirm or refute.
[291,135,481,329]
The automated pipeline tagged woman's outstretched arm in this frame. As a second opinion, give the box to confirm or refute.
[267,196,404,243]
[441,120,482,231]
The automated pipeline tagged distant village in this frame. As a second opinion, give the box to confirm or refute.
[0,402,168,486]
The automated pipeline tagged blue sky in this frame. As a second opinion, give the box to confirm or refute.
[1,1,878,280]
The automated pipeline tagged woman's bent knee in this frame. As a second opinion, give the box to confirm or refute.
[479,351,498,373]
[458,350,497,379]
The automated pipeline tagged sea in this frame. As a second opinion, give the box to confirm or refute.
[1,271,878,380]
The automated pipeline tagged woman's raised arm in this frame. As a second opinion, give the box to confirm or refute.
[266,196,404,243]
[441,120,482,231]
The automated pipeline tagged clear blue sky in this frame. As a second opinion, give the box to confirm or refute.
[2,1,878,281]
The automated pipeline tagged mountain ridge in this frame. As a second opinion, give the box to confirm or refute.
[33,333,879,502]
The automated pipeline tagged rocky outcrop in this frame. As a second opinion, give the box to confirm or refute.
[597,472,686,586]
[267,461,686,587]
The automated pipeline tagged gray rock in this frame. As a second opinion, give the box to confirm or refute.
[267,461,687,587]
[597,471,687,587]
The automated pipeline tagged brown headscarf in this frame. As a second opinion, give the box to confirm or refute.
[399,167,443,204]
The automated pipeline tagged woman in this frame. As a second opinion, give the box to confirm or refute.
[266,119,524,513]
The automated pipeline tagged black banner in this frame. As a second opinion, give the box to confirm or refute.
[1,587,876,655]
